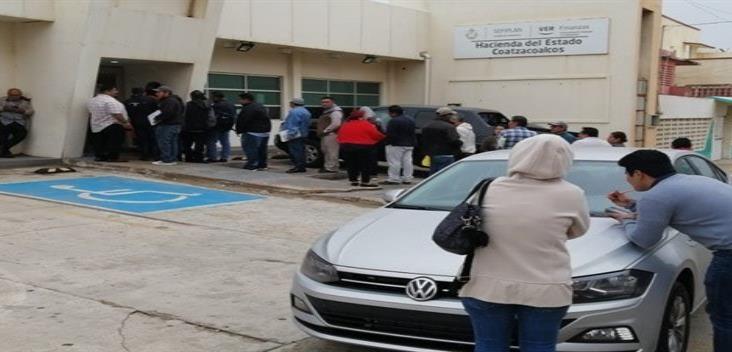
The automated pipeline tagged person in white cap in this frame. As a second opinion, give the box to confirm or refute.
[548,121,576,144]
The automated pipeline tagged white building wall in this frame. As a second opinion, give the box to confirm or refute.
[217,0,429,60]
[0,23,15,87]
[0,0,54,21]
[424,0,647,138]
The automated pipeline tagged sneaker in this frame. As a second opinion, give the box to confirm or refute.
[359,183,380,188]
[380,180,402,185]
[319,169,337,174]
[286,168,307,173]
[402,181,413,185]
[350,181,360,186]
[152,161,177,166]
[218,158,228,163]
[243,166,257,170]
[256,167,269,171]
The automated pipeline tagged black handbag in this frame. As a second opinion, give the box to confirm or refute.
[432,178,494,289]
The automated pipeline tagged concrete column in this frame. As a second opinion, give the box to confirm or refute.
[288,51,303,101]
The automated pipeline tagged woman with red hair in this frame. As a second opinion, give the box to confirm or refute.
[337,110,385,187]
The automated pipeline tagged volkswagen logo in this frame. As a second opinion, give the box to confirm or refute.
[405,277,438,301]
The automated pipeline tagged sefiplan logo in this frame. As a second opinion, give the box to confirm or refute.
[405,277,438,301]
[465,28,479,40]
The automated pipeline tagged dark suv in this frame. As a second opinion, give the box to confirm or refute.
[274,105,509,168]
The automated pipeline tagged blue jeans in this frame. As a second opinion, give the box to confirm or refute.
[429,155,455,175]
[155,124,181,163]
[287,137,306,170]
[242,134,269,169]
[462,297,568,352]
[706,250,732,352]
[207,130,231,160]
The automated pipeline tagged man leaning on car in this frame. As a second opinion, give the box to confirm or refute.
[607,150,732,352]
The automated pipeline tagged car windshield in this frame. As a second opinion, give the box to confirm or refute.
[392,160,637,216]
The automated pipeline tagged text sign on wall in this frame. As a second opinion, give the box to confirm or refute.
[454,18,609,59]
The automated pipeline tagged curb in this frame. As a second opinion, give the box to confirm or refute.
[63,159,385,207]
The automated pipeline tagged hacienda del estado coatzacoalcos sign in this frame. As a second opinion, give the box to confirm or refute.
[454,18,609,59]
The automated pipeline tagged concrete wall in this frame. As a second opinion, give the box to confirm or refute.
[661,16,700,59]
[0,0,54,21]
[10,0,223,158]
[659,95,726,119]
[676,58,732,86]
[424,0,655,138]
[0,23,15,87]
[217,0,429,60]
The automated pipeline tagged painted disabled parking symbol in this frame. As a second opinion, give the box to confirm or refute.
[0,176,263,214]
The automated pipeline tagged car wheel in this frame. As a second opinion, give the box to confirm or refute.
[305,140,323,168]
[656,282,691,352]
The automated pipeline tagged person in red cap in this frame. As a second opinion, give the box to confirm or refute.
[337,110,385,188]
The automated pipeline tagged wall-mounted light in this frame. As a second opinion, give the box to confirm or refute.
[362,55,377,64]
[237,42,256,52]
[110,60,120,64]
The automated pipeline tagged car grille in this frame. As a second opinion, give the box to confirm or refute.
[306,295,576,346]
[332,271,460,298]
[307,295,475,342]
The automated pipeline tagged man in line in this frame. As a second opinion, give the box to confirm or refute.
[607,150,732,352]
[548,121,576,144]
[455,115,476,159]
[124,87,158,160]
[87,84,131,162]
[422,107,462,175]
[382,105,416,185]
[152,86,184,166]
[316,96,343,173]
[672,137,693,151]
[236,93,271,170]
[573,127,612,147]
[208,92,236,162]
[500,115,537,149]
[280,98,311,173]
[0,88,34,158]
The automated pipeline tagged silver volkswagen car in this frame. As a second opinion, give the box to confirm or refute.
[291,148,725,352]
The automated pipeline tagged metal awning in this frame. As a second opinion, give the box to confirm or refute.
[712,96,732,104]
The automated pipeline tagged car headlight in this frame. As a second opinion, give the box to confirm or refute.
[572,269,653,303]
[300,250,339,283]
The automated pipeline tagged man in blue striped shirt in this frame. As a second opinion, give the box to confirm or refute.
[500,115,537,149]
[607,150,732,352]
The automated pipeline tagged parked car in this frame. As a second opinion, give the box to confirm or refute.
[290,147,722,352]
[274,105,509,168]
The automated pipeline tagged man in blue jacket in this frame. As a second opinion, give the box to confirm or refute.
[281,98,311,173]
[608,150,732,352]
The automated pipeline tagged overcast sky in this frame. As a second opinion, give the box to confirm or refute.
[664,0,732,50]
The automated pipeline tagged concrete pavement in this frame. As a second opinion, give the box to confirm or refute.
[0,166,714,352]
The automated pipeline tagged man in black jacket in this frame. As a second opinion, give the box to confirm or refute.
[208,92,236,162]
[382,105,416,185]
[421,107,462,175]
[152,86,184,165]
[235,93,271,170]
[124,88,158,160]
[181,90,211,163]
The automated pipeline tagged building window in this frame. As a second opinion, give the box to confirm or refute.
[301,79,380,116]
[207,73,282,119]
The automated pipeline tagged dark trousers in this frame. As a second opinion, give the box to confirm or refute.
[92,124,126,161]
[462,297,568,352]
[0,122,28,154]
[155,124,181,163]
[180,131,209,162]
[342,144,375,184]
[131,119,156,159]
[706,250,732,352]
[242,134,269,169]
[429,155,456,175]
[287,137,306,170]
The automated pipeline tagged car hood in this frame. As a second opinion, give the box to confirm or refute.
[320,208,647,278]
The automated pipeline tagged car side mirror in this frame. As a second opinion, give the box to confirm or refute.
[382,189,405,203]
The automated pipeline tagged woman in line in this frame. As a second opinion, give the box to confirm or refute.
[337,110,385,188]
[360,106,384,179]
[460,134,590,352]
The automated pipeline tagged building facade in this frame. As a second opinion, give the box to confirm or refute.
[0,0,662,158]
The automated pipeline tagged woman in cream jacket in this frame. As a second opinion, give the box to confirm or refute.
[460,134,590,352]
